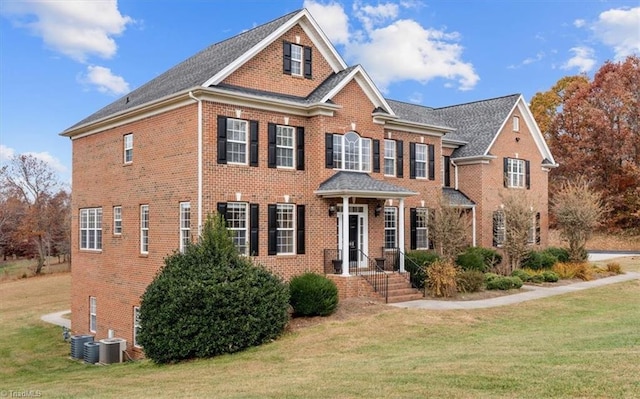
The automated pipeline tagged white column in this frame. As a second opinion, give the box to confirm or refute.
[398,198,405,273]
[472,206,477,247]
[341,196,350,276]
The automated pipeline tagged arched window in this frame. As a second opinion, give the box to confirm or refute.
[333,132,371,172]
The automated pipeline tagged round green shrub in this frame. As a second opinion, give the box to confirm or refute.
[457,270,485,293]
[543,247,570,263]
[542,271,559,282]
[405,251,440,289]
[138,215,290,364]
[484,272,500,284]
[456,251,485,272]
[522,250,557,270]
[289,273,339,317]
[486,276,523,290]
[529,274,545,283]
[511,269,531,282]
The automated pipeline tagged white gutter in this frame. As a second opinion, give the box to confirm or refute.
[188,91,203,236]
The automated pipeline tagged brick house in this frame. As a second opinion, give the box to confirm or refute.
[61,9,556,356]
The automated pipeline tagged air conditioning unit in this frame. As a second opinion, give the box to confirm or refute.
[70,335,94,359]
[99,338,127,364]
[83,341,100,364]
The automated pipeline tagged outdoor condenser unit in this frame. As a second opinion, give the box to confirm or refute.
[99,338,126,364]
[70,334,94,359]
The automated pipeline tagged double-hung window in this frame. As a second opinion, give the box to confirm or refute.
[416,208,429,249]
[276,204,295,254]
[333,132,371,172]
[415,144,427,179]
[227,118,248,164]
[384,207,397,249]
[507,158,526,188]
[384,139,396,176]
[276,125,295,168]
[80,208,102,250]
[124,133,133,163]
[140,205,149,254]
[227,202,249,255]
[179,202,190,253]
[89,296,97,333]
[133,306,141,348]
[290,44,302,76]
[113,206,122,235]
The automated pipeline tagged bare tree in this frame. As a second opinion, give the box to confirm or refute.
[553,178,605,261]
[1,155,63,273]
[501,192,535,272]
[428,195,471,262]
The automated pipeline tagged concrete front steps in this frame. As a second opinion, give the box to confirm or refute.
[385,273,424,303]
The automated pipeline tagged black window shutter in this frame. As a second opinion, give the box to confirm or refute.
[428,145,435,180]
[444,156,451,187]
[249,120,259,167]
[325,133,334,168]
[296,127,305,170]
[217,116,227,164]
[525,160,531,189]
[250,204,259,255]
[503,158,509,187]
[268,204,277,255]
[396,140,404,178]
[303,47,312,79]
[372,139,380,173]
[217,202,228,222]
[409,143,416,179]
[283,42,292,75]
[296,205,305,254]
[492,211,499,247]
[409,208,417,250]
[428,209,435,250]
[535,212,541,245]
[267,123,276,168]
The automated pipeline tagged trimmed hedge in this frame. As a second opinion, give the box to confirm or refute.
[522,250,557,270]
[486,276,523,290]
[289,273,339,317]
[138,215,290,364]
[456,247,502,272]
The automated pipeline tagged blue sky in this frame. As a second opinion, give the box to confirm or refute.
[1,0,638,186]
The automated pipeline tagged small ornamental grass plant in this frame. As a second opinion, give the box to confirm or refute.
[552,262,594,281]
[426,260,458,298]
[289,273,339,317]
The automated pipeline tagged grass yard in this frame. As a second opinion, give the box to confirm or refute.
[0,256,70,281]
[1,261,639,399]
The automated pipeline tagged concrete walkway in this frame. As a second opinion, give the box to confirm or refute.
[41,309,71,328]
[390,272,640,310]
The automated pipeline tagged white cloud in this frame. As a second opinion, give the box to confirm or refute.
[79,65,130,95]
[573,19,586,28]
[562,46,596,73]
[592,7,640,59]
[0,144,15,165]
[0,145,67,174]
[304,0,350,45]
[2,0,133,62]
[24,151,68,174]
[305,0,478,92]
[508,51,545,69]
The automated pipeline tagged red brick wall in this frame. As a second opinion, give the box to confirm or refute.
[221,24,334,98]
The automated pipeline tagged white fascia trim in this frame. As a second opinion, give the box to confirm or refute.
[314,189,418,199]
[442,138,468,148]
[452,155,497,165]
[298,12,348,71]
[203,10,347,88]
[383,119,452,137]
[517,97,558,165]
[483,97,519,156]
[320,66,395,116]
[62,94,195,139]
[198,87,339,116]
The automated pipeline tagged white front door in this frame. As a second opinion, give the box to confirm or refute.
[337,205,368,267]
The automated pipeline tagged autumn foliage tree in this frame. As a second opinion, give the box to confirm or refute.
[0,154,69,272]
[531,55,640,231]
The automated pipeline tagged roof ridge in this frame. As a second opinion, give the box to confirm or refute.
[432,93,521,110]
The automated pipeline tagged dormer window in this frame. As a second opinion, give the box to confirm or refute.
[283,41,312,78]
[513,116,520,132]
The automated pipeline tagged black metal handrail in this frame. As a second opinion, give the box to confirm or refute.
[322,248,389,303]
[381,247,425,296]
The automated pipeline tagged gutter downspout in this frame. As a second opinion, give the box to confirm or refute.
[188,91,203,236]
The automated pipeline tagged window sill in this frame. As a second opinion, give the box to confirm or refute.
[79,249,102,253]
[123,162,132,167]
[139,253,149,258]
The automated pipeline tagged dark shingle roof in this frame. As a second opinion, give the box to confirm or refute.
[316,171,416,197]
[386,94,520,158]
[443,188,475,207]
[64,10,301,132]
